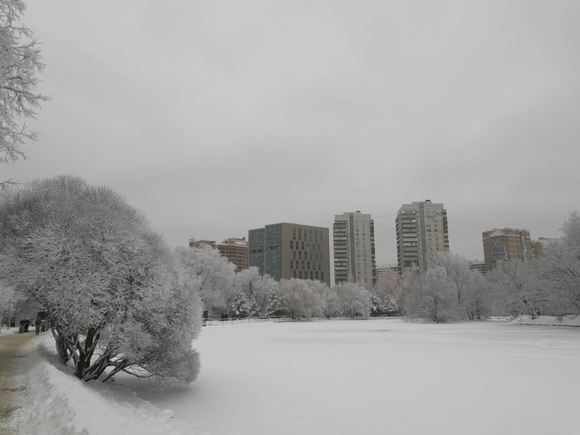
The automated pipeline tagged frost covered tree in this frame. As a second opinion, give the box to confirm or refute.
[536,212,580,316]
[0,0,49,185]
[464,271,492,320]
[400,267,457,323]
[0,282,23,326]
[277,279,324,320]
[175,244,236,317]
[370,292,398,316]
[487,260,547,318]
[428,252,474,309]
[229,289,255,318]
[0,176,203,389]
[232,267,277,317]
[264,287,282,317]
[334,282,372,319]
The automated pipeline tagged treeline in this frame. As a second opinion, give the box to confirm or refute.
[188,245,399,321]
[397,212,580,322]
[198,211,580,325]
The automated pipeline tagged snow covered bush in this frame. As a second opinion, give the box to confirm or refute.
[400,267,458,323]
[277,278,324,319]
[231,267,278,317]
[334,282,372,318]
[0,175,203,389]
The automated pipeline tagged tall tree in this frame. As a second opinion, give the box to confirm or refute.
[175,245,236,317]
[0,0,49,184]
[0,176,203,389]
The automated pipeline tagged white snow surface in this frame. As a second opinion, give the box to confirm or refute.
[5,317,580,435]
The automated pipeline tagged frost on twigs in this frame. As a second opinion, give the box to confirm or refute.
[0,0,49,178]
[0,175,203,389]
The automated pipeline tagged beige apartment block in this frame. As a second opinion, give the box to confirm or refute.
[482,228,532,271]
[249,223,331,286]
[396,200,449,273]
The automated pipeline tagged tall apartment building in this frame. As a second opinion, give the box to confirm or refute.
[216,237,249,271]
[482,228,532,271]
[333,211,376,287]
[396,200,449,273]
[248,223,331,285]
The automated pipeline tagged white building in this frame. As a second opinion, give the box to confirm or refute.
[396,200,449,273]
[333,211,376,287]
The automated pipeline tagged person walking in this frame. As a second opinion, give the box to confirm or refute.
[34,317,41,335]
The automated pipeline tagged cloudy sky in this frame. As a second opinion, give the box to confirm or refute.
[3,0,580,266]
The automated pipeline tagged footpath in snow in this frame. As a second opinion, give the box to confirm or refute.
[2,332,195,435]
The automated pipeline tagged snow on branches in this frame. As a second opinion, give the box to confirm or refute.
[0,0,49,179]
[0,175,203,389]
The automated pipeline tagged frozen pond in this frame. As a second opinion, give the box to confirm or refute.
[121,318,580,435]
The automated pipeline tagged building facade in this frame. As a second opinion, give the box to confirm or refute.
[216,237,249,271]
[531,237,563,259]
[248,223,331,285]
[468,260,487,274]
[333,211,376,287]
[482,228,532,271]
[189,238,215,248]
[396,200,449,273]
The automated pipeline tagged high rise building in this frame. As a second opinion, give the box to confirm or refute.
[396,200,449,273]
[482,228,532,271]
[333,211,376,287]
[248,223,330,285]
[216,237,249,271]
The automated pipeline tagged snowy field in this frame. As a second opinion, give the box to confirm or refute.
[5,318,580,435]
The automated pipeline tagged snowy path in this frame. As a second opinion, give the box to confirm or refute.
[0,330,37,432]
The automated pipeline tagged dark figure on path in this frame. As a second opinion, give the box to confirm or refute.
[18,319,25,333]
[34,317,41,335]
[23,319,30,333]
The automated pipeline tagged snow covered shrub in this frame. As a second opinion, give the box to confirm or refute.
[334,282,372,318]
[277,279,324,319]
[0,175,203,388]
[232,267,278,317]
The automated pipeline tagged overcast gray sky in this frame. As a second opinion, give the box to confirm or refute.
[3,0,580,266]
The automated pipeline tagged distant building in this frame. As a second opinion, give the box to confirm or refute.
[376,264,399,279]
[531,237,564,258]
[396,200,449,273]
[216,237,249,271]
[333,211,376,287]
[482,228,532,271]
[189,239,215,248]
[248,223,331,285]
[468,260,487,275]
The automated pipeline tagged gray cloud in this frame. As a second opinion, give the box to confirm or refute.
[3,0,579,267]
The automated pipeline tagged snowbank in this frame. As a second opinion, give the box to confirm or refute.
[6,335,196,435]
[508,314,580,327]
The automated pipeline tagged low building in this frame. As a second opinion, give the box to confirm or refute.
[216,237,249,271]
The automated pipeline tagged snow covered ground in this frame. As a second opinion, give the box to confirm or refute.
[4,317,580,434]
